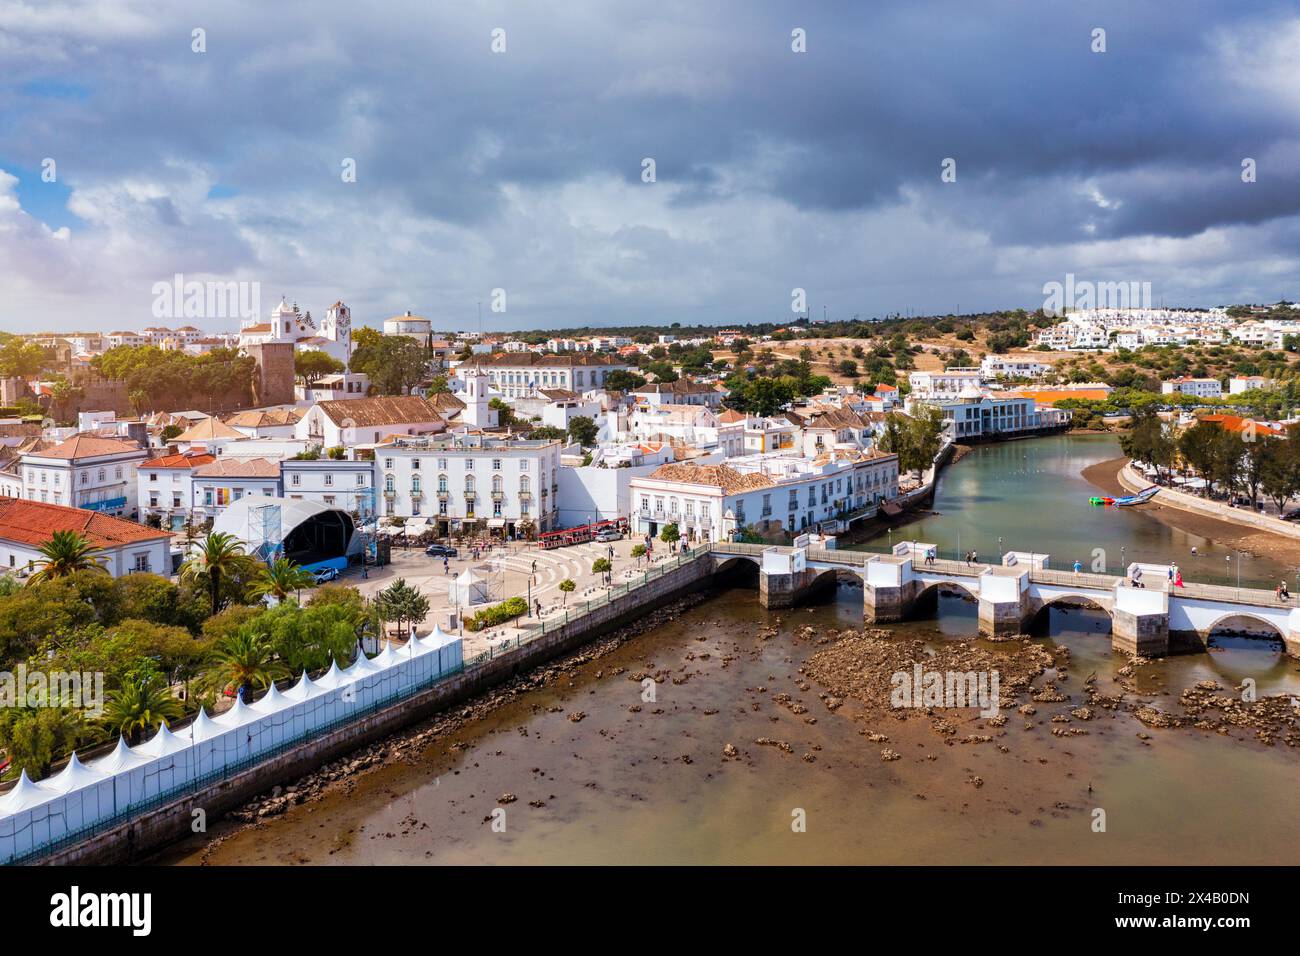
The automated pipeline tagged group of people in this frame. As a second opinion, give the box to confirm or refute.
[962,550,979,566]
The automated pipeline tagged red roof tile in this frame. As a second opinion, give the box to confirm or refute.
[0,497,170,549]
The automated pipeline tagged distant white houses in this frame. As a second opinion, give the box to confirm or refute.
[295,395,446,448]
[20,435,149,518]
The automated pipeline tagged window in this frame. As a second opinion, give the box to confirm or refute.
[150,473,158,482]
[492,475,503,494]
[437,458,448,470]
[438,474,448,492]
[291,473,301,486]
[493,501,502,517]
[492,459,502,470]
[324,473,334,486]
[384,458,394,469]
[412,458,420,470]
[465,476,475,493]
[98,469,106,482]
[115,466,123,479]
[520,458,529,470]
[412,476,421,493]
[356,473,366,486]
[465,458,474,470]
[385,474,395,492]
[133,553,150,572]
[324,495,335,506]
[520,476,530,494]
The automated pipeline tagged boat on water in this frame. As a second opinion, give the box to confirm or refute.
[1089,486,1158,507]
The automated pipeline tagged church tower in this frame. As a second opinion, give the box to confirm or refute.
[461,369,498,429]
[322,300,352,361]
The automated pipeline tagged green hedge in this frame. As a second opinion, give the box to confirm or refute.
[466,596,528,631]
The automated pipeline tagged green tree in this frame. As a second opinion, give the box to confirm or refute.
[376,578,430,641]
[203,628,286,701]
[28,531,106,584]
[558,578,575,605]
[567,415,599,447]
[248,557,317,604]
[101,668,183,745]
[295,350,345,387]
[349,336,432,395]
[660,522,680,544]
[0,708,84,779]
[179,532,248,614]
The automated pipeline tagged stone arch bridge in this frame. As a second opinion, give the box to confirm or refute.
[707,542,1300,659]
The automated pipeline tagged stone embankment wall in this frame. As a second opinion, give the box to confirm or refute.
[33,555,716,865]
[1117,461,1300,541]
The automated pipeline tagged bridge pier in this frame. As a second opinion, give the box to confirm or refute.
[757,547,835,609]
[976,566,1031,636]
[1111,584,1169,657]
[862,556,919,623]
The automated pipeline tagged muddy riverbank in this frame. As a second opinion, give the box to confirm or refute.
[156,584,1300,866]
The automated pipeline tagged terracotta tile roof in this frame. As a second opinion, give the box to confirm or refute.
[140,451,216,470]
[645,463,775,493]
[29,434,144,460]
[633,378,713,396]
[718,409,747,424]
[193,457,281,478]
[427,392,466,414]
[1015,388,1110,404]
[1200,414,1287,438]
[175,418,245,442]
[314,395,445,428]
[0,497,170,548]
[224,408,302,428]
[539,388,580,401]
[240,323,273,334]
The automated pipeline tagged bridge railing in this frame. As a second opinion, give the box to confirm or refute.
[1029,567,1121,590]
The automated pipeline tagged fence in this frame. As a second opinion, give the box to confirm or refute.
[1,544,715,865]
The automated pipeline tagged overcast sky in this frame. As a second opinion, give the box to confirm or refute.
[2,0,1298,334]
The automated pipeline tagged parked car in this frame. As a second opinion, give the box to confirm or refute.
[425,544,458,558]
[594,529,623,542]
[313,567,340,584]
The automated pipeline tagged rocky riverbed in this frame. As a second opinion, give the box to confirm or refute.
[157,586,1300,866]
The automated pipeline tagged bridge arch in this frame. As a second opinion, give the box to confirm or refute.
[1200,612,1287,644]
[914,579,978,603]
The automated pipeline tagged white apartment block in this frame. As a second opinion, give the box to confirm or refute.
[1161,377,1222,399]
[282,458,376,520]
[907,369,983,399]
[630,451,899,542]
[377,434,562,537]
[1229,375,1274,395]
[979,356,1051,379]
[920,393,1072,440]
[459,352,633,399]
[137,450,215,530]
[21,435,149,518]
[191,458,282,519]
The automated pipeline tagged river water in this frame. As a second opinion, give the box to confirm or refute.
[162,435,1300,865]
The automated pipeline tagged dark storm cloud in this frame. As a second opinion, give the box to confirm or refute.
[0,0,1298,329]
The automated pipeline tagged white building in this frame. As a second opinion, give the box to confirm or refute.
[1161,377,1222,399]
[239,298,352,364]
[1228,375,1274,395]
[920,390,1072,440]
[458,352,633,398]
[137,449,216,530]
[282,458,376,520]
[295,395,446,448]
[629,451,899,542]
[980,356,1051,380]
[20,435,149,518]
[192,458,282,519]
[908,369,984,399]
[0,498,171,578]
[377,433,562,537]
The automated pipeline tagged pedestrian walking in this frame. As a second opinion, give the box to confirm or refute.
[1073,559,1082,575]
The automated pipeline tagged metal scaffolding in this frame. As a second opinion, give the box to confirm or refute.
[250,502,283,565]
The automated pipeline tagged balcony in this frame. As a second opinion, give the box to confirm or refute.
[81,496,127,513]
[463,490,477,500]
[383,489,396,499]
[491,491,505,501]
[519,491,532,502]
[410,490,423,500]
[437,490,450,500]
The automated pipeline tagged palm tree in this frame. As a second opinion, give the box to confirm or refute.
[202,629,286,702]
[248,557,316,604]
[28,530,106,584]
[101,673,183,745]
[179,532,247,613]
